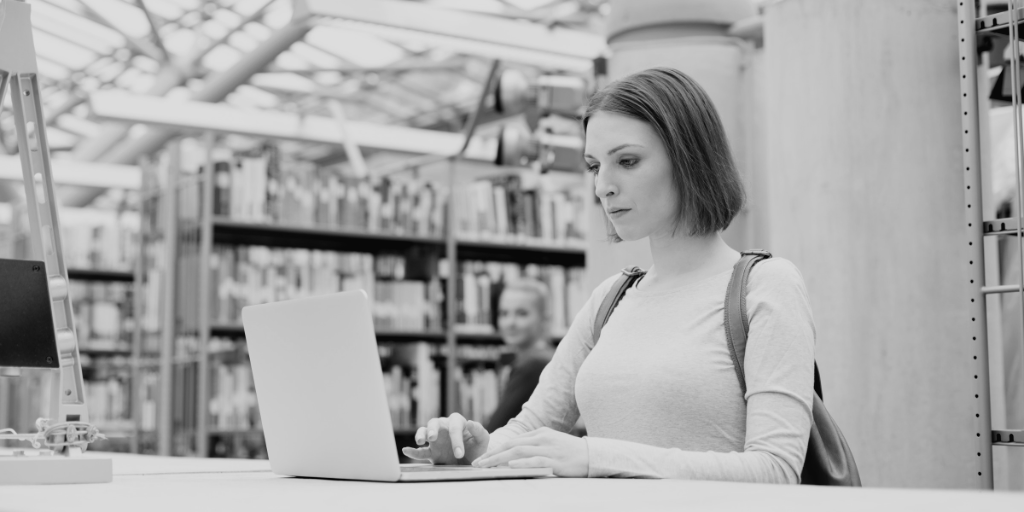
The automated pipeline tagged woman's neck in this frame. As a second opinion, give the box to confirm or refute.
[514,338,551,358]
[645,229,738,284]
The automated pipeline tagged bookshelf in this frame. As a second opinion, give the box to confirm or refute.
[67,269,135,282]
[67,245,142,454]
[138,135,588,460]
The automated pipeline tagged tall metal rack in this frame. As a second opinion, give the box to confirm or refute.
[959,0,1024,490]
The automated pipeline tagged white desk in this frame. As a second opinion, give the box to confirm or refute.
[2,453,1022,512]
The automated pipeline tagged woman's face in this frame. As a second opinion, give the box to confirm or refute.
[497,289,546,348]
[584,111,680,242]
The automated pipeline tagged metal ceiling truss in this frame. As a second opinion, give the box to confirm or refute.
[8,0,606,201]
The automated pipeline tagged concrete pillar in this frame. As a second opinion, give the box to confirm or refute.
[585,0,757,293]
[764,0,982,488]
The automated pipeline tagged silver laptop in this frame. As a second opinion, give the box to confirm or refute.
[241,290,553,482]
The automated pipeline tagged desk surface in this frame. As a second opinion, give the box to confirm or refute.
[2,453,1022,512]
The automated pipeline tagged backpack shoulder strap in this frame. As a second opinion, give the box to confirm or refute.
[724,250,772,396]
[593,266,646,343]
[725,250,824,400]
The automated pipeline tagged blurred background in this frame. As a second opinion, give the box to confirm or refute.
[0,0,1020,492]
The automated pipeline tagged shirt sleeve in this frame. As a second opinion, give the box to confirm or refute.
[487,274,620,451]
[583,259,816,483]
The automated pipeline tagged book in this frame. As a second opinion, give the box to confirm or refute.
[82,359,133,432]
[380,342,442,429]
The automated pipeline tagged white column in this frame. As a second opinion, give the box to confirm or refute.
[764,0,982,488]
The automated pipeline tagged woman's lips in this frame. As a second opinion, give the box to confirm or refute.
[607,208,631,219]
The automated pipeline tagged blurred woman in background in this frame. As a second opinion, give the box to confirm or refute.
[485,279,555,432]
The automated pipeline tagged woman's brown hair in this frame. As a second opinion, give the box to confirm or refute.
[582,67,745,240]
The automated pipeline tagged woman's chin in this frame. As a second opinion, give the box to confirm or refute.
[612,228,645,243]
[502,336,528,347]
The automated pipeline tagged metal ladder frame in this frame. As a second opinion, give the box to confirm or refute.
[960,0,1024,490]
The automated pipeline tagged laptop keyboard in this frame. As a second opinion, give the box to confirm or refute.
[401,465,491,472]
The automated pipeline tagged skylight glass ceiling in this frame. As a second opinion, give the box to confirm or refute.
[1,0,607,168]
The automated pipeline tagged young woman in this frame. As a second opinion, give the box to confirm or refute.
[484,279,555,432]
[402,67,816,483]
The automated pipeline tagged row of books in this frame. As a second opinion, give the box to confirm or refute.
[209,359,260,432]
[209,246,445,332]
[380,343,442,430]
[82,360,158,433]
[453,365,503,425]
[83,378,132,432]
[204,145,588,247]
[208,147,447,238]
[202,342,443,435]
[139,371,159,432]
[0,208,138,272]
[61,210,139,271]
[457,260,586,336]
[452,175,588,248]
[0,357,154,436]
[71,281,134,353]
[70,341,530,450]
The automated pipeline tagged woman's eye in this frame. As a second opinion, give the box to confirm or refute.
[586,163,600,174]
[620,158,638,168]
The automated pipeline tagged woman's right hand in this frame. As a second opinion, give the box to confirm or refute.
[401,413,490,465]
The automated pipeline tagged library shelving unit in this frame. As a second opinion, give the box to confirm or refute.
[137,134,587,459]
[959,0,1024,488]
[66,265,141,454]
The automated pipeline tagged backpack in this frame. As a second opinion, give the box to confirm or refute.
[593,250,861,486]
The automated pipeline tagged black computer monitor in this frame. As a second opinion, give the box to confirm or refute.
[0,258,59,369]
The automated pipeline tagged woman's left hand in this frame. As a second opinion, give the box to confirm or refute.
[471,427,589,477]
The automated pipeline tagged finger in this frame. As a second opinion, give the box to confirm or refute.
[415,427,427,445]
[511,427,551,441]
[425,418,440,442]
[464,419,488,442]
[508,456,551,469]
[426,417,448,442]
[473,446,544,468]
[402,446,433,461]
[478,432,544,459]
[447,414,467,459]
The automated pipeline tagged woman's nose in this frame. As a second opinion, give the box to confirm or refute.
[594,171,617,199]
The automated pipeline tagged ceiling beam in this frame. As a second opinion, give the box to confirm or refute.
[98,20,312,165]
[133,0,170,62]
[88,90,497,161]
[71,0,278,162]
[68,0,165,62]
[264,61,466,75]
[294,0,605,70]
[0,153,138,189]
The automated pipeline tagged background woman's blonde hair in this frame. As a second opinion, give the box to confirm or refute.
[500,278,552,327]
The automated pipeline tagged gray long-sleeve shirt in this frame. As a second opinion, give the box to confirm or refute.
[488,257,816,483]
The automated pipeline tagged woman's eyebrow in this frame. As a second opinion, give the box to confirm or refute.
[584,143,645,159]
